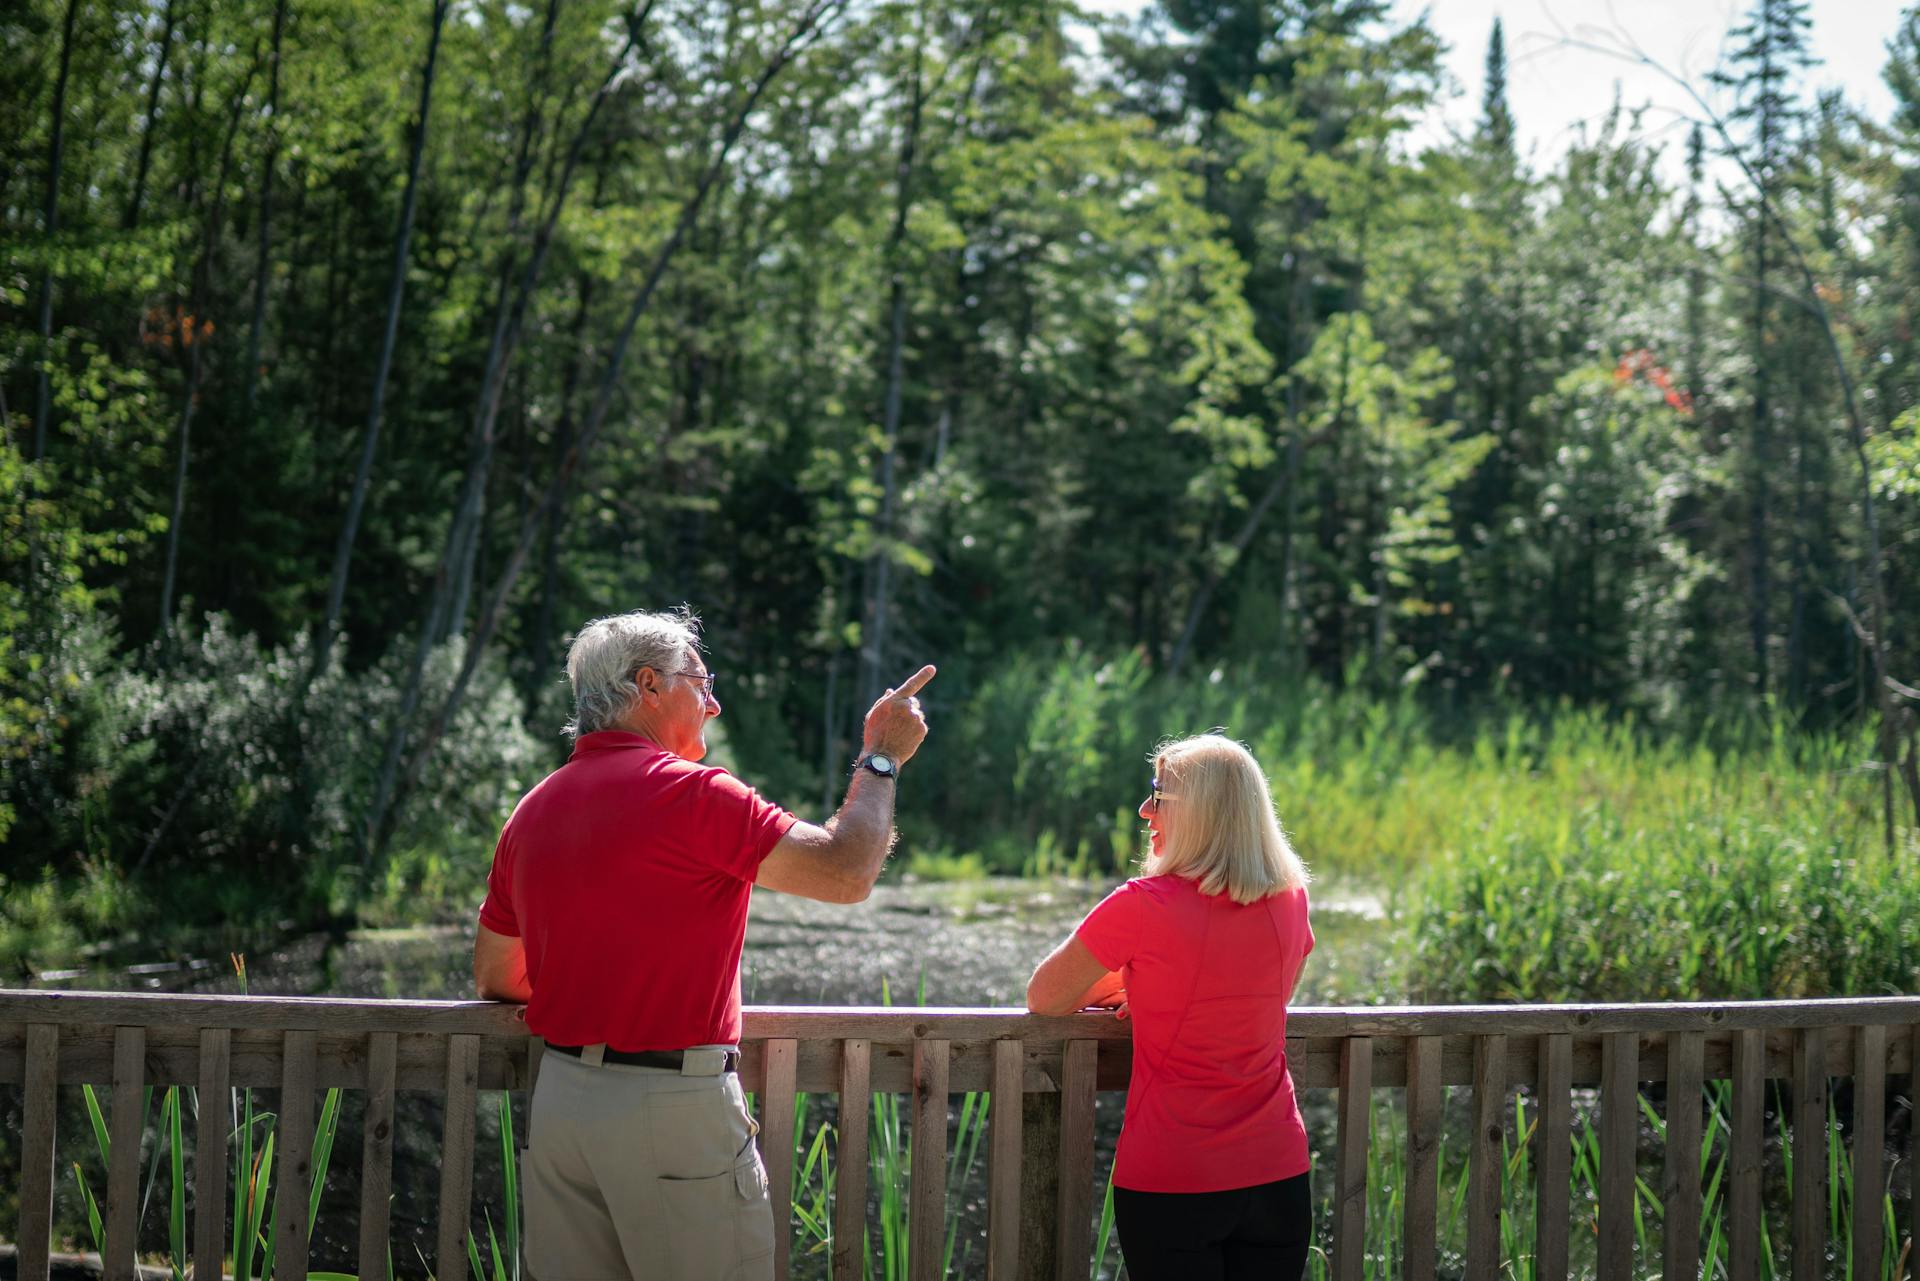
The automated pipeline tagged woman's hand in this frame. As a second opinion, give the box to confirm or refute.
[1027,935,1117,1016]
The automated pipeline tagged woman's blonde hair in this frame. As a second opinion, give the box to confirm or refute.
[1143,733,1309,903]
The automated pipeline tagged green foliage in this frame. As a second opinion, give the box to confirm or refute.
[1403,719,1920,1002]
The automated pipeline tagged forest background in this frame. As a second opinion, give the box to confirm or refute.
[5,0,1919,1003]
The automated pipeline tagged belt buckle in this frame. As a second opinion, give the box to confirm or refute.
[681,1048,728,1076]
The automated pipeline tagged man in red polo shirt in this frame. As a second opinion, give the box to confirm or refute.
[472,609,932,1281]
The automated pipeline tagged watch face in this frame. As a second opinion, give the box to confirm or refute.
[867,754,896,775]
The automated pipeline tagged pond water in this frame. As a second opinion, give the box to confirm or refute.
[26,875,1396,1007]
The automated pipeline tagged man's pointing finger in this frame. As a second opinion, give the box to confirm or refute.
[892,665,937,699]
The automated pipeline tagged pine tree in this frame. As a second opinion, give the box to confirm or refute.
[1712,0,1816,696]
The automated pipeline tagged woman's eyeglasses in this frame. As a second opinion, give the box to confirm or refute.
[1144,776,1173,811]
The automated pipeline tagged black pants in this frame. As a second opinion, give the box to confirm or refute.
[1113,1172,1312,1281]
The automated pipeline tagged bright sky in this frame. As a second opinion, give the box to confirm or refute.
[1088,1,1913,180]
[1407,0,1909,171]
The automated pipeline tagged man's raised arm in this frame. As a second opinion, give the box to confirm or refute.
[756,664,935,904]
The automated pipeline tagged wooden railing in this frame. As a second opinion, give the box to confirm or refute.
[3,990,1918,1280]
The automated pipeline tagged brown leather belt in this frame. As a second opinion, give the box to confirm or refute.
[546,1043,740,1073]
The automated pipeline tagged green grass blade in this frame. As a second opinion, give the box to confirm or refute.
[71,1161,104,1255]
[233,1088,254,1278]
[83,1083,111,1169]
[1093,1163,1119,1279]
[169,1087,188,1278]
[498,1092,521,1281]
[308,1087,343,1228]
[244,1131,275,1281]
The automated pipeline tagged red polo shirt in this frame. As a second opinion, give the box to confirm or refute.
[1077,875,1314,1192]
[477,731,797,1051]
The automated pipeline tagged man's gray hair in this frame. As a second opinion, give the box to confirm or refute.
[563,608,701,739]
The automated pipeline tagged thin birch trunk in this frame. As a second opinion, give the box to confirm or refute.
[158,50,264,636]
[242,0,289,421]
[312,0,448,679]
[856,19,925,711]
[124,0,178,231]
[364,1,663,861]
[437,0,571,646]
[32,0,81,461]
[370,0,845,856]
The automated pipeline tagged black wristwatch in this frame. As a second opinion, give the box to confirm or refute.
[855,753,898,780]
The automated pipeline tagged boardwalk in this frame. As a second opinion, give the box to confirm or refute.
[4,991,1918,1280]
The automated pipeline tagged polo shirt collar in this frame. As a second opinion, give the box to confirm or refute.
[570,730,669,761]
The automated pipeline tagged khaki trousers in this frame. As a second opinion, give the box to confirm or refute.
[524,1047,775,1281]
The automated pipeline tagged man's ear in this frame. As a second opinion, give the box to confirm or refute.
[633,666,662,704]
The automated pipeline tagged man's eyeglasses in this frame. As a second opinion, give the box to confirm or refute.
[671,668,719,696]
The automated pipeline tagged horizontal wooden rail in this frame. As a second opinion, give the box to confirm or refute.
[2,991,1917,1281]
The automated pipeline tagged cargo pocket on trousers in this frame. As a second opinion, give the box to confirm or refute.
[655,1146,776,1281]
[731,1144,776,1278]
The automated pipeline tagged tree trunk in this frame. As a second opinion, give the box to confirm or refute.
[242,0,289,422]
[370,0,845,857]
[313,0,449,679]
[362,3,655,865]
[123,0,177,231]
[31,0,81,461]
[1748,206,1772,696]
[437,0,572,645]
[157,53,262,635]
[857,25,925,711]
[528,271,596,707]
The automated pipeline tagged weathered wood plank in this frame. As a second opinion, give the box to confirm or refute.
[761,1038,798,1281]
[1909,1025,1918,1281]
[358,1031,399,1281]
[1334,1036,1372,1281]
[1534,1033,1572,1281]
[1791,1026,1827,1281]
[988,1039,1023,1281]
[13,1013,1916,1095]
[832,1039,872,1281]
[1467,1034,1506,1281]
[7,989,1920,1045]
[4,1021,527,1092]
[273,1029,317,1281]
[1729,1028,1764,1281]
[16,1024,59,1281]
[193,1029,231,1281]
[1054,1039,1097,1281]
[1403,1035,1441,1281]
[104,1026,147,1281]
[1597,1031,1637,1281]
[437,1033,480,1281]
[1852,1024,1886,1281]
[908,1039,950,1281]
[1019,1093,1062,1281]
[1662,1030,1704,1281]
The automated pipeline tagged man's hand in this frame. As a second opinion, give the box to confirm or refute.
[863,664,935,765]
[757,663,937,904]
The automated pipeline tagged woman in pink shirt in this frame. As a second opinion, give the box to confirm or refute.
[1028,733,1314,1281]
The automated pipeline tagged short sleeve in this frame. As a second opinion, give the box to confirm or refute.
[476,826,521,938]
[693,767,799,883]
[1076,880,1148,972]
